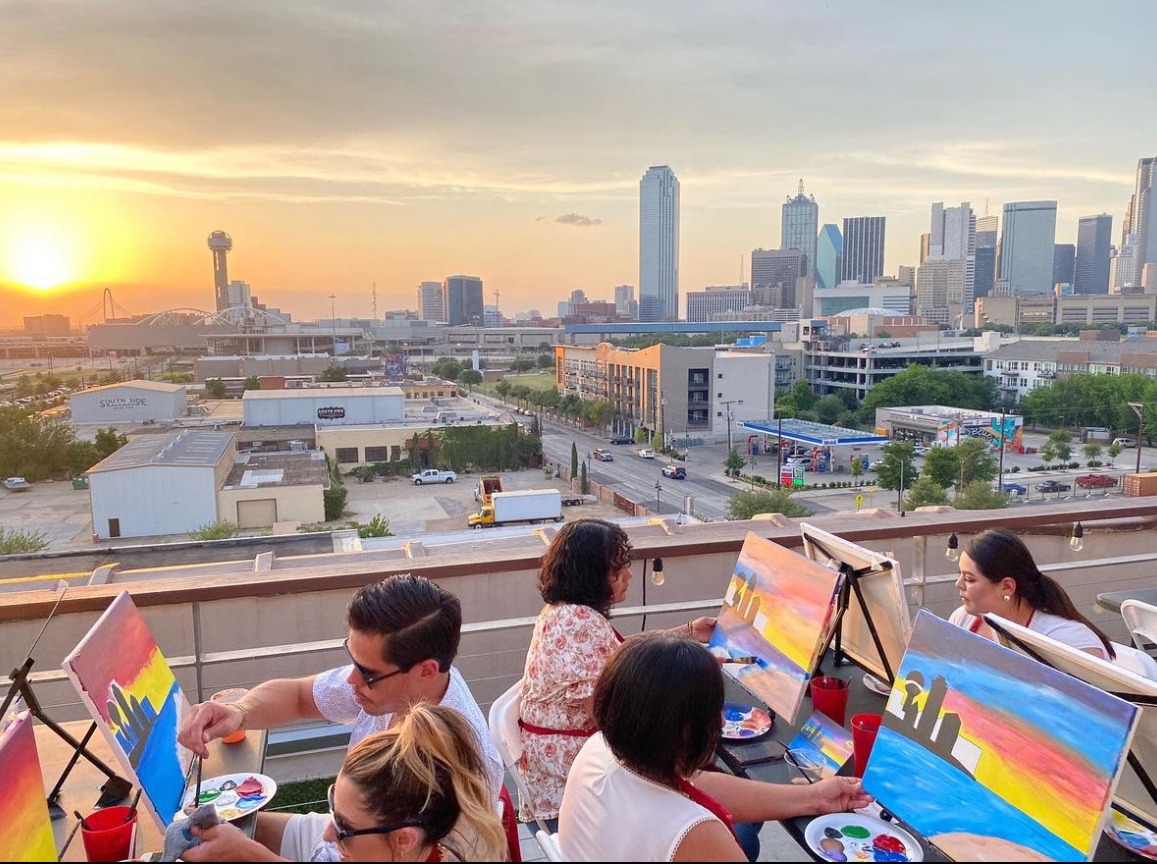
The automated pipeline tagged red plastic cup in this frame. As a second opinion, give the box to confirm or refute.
[809,675,850,726]
[852,713,883,778]
[80,805,137,862]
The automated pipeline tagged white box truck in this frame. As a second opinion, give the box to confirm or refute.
[468,489,563,529]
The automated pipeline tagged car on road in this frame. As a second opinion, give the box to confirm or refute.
[609,435,634,445]
[661,464,687,479]
[999,481,1028,495]
[913,445,931,456]
[869,459,885,470]
[1037,480,1072,493]
[592,448,614,462]
[1114,437,1138,448]
[410,468,458,485]
[3,476,31,492]
[1076,473,1118,489]
[637,448,656,459]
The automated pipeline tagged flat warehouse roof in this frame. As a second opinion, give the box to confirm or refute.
[737,419,889,447]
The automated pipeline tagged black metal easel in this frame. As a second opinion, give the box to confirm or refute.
[0,587,132,819]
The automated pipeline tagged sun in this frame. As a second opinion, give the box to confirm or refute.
[10,234,72,290]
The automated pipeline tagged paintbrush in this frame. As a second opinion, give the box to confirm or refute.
[194,754,203,807]
[124,788,143,822]
[73,809,92,830]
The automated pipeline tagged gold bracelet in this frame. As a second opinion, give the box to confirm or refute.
[686,620,693,637]
[233,701,252,730]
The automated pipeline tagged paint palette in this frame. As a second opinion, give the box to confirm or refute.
[863,673,891,696]
[721,701,773,740]
[804,813,923,863]
[176,772,277,823]
[1106,809,1157,860]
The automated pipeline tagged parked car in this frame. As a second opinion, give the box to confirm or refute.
[1114,437,1138,448]
[869,459,886,470]
[913,445,931,457]
[3,476,31,492]
[410,468,458,485]
[637,448,656,459]
[592,448,614,462]
[609,435,634,445]
[1037,480,1072,493]
[1076,473,1118,489]
[1000,482,1028,495]
[661,464,686,479]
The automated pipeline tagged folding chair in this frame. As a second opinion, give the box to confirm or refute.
[1121,599,1157,652]
[488,679,565,860]
[1112,640,1157,681]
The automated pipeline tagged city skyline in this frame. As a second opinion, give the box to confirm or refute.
[1,1,1155,325]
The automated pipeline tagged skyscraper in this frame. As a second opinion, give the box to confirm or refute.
[1074,214,1112,295]
[840,217,886,284]
[998,202,1057,295]
[1128,157,1156,287]
[1052,244,1075,288]
[751,248,808,308]
[419,281,445,322]
[444,275,484,326]
[973,214,999,301]
[815,224,843,290]
[781,180,818,281]
[614,284,635,316]
[930,202,976,307]
[639,166,680,321]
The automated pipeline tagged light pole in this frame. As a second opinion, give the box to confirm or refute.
[654,480,662,514]
[1129,402,1145,474]
[328,294,337,354]
[720,399,743,454]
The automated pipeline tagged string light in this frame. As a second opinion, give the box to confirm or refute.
[945,532,960,562]
[651,557,665,586]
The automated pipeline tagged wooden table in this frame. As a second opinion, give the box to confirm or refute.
[1097,587,1157,614]
[36,720,267,861]
[722,655,1146,862]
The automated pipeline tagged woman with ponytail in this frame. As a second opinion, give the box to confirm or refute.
[183,704,507,862]
[951,528,1115,659]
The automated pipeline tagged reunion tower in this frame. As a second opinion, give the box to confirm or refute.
[207,230,233,312]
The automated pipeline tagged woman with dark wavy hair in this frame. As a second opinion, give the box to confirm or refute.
[951,528,1114,659]
[517,518,715,831]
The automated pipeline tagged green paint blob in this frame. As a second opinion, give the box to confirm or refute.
[841,825,870,839]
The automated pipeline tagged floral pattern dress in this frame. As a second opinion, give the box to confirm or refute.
[518,602,620,822]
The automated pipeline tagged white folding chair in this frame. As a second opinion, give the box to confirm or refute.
[1111,641,1157,680]
[487,679,564,857]
[1121,599,1157,652]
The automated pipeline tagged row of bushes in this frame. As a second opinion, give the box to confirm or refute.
[1025,461,1083,472]
[739,474,869,491]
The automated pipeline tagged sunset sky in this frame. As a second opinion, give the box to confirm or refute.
[2,1,1154,326]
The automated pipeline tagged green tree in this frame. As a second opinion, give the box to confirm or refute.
[353,515,392,538]
[922,447,959,488]
[850,459,864,483]
[94,427,128,459]
[494,380,512,402]
[874,441,916,493]
[319,365,349,382]
[1083,443,1103,465]
[650,431,663,451]
[954,437,998,491]
[536,353,554,369]
[1048,430,1073,465]
[580,460,589,494]
[727,489,814,520]
[634,427,649,444]
[457,369,483,389]
[204,379,227,399]
[409,433,421,470]
[955,481,1008,511]
[813,394,848,425]
[189,520,238,540]
[324,455,348,520]
[1039,441,1057,468]
[859,365,997,423]
[0,527,50,554]
[511,358,536,373]
[1108,442,1123,465]
[904,476,950,509]
[790,380,817,411]
[570,441,579,479]
[725,447,746,478]
[243,374,261,390]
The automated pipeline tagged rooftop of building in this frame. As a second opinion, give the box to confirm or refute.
[878,405,1012,421]
[73,379,186,395]
[88,429,235,473]
[241,387,406,401]
[222,450,331,489]
[985,338,1157,362]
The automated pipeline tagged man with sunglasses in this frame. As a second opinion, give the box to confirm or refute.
[178,573,502,861]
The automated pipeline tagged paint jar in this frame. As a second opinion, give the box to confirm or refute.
[80,805,136,862]
[211,688,249,744]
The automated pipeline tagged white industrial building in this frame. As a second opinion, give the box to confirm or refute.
[88,430,235,540]
[69,380,187,424]
[241,387,406,427]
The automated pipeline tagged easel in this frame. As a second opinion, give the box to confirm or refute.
[808,544,898,685]
[987,616,1157,828]
[0,587,132,819]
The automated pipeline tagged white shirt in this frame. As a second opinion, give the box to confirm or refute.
[559,733,719,862]
[312,664,505,800]
[949,606,1105,656]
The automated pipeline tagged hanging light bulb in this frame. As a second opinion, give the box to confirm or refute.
[945,532,960,562]
[651,557,665,586]
[1069,522,1084,552]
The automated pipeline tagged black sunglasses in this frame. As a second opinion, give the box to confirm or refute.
[343,638,408,688]
[328,784,420,846]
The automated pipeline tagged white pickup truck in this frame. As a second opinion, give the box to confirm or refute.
[410,469,458,485]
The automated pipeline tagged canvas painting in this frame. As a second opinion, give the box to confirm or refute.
[0,711,57,862]
[709,531,843,722]
[800,523,910,684]
[62,591,192,830]
[787,711,854,779]
[864,610,1138,862]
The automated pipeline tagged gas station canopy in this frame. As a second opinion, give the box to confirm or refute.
[737,418,889,448]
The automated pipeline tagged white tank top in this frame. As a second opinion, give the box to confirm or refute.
[558,733,718,862]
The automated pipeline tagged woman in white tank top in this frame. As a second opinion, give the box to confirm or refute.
[558,633,872,862]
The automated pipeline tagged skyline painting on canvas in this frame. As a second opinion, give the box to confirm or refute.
[708,531,843,722]
[0,711,57,862]
[63,591,192,829]
[864,610,1138,862]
